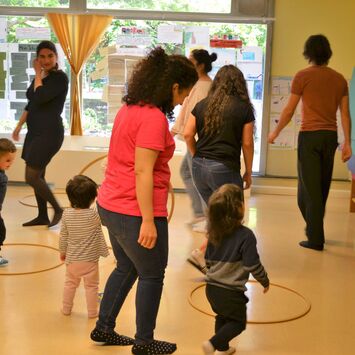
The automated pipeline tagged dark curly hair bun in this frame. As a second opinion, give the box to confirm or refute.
[147,46,168,66]
[210,53,217,62]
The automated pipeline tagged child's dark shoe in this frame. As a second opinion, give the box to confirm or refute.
[132,340,177,354]
[90,328,134,346]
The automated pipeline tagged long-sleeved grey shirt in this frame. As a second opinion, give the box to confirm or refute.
[205,225,269,292]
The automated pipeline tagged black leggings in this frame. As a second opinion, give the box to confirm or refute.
[25,165,62,220]
[0,216,5,249]
[206,284,247,351]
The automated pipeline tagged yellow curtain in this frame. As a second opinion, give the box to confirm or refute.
[47,13,113,135]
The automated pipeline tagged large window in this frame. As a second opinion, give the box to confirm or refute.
[87,0,232,13]
[82,19,266,171]
[0,0,274,173]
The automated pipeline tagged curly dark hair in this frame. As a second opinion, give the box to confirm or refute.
[123,47,198,118]
[190,49,217,73]
[203,65,254,136]
[66,175,98,209]
[207,184,244,247]
[303,34,332,65]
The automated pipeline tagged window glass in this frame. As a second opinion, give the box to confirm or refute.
[0,16,70,134]
[83,19,266,172]
[87,0,231,13]
[0,0,69,7]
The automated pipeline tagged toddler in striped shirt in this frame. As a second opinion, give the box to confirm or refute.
[59,175,109,318]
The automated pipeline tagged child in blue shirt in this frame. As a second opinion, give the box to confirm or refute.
[202,184,270,355]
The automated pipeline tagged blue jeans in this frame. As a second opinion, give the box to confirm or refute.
[180,151,205,218]
[192,157,243,204]
[96,204,169,345]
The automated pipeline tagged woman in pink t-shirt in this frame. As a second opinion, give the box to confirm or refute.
[90,48,197,355]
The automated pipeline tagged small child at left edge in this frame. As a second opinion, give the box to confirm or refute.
[59,175,109,318]
[0,138,17,266]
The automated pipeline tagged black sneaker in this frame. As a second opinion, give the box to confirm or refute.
[299,240,323,251]
[90,328,134,346]
[132,340,177,354]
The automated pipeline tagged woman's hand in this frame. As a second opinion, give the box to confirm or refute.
[138,220,157,249]
[268,130,279,144]
[243,171,252,190]
[12,125,21,141]
[33,58,42,75]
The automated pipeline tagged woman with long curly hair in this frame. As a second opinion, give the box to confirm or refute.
[90,47,197,355]
[184,65,255,273]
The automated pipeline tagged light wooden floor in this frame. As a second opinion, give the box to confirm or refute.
[1,185,355,355]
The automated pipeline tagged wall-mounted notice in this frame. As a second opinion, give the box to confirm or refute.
[16,27,50,40]
[0,18,6,43]
[269,76,298,150]
[157,25,183,44]
[0,52,6,99]
[269,113,295,150]
[184,26,210,46]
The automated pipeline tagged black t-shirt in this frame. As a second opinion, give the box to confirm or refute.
[192,96,255,172]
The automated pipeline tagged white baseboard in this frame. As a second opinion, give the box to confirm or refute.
[251,185,350,198]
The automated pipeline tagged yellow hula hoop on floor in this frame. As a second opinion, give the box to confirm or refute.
[78,154,175,223]
[188,281,312,324]
[0,243,64,276]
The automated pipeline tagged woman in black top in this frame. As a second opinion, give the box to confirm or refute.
[184,65,255,273]
[12,41,68,227]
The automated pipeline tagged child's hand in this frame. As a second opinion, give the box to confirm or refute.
[60,253,66,261]
[263,286,269,293]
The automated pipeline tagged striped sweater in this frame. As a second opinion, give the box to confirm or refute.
[59,208,109,264]
[205,225,269,292]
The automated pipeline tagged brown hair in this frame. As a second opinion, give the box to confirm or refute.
[303,34,332,65]
[36,40,59,70]
[204,65,254,136]
[0,138,16,157]
[190,49,217,74]
[66,175,98,209]
[207,184,244,246]
[123,47,198,119]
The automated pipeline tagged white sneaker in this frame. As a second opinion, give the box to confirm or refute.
[192,220,207,233]
[188,216,206,226]
[216,346,236,354]
[187,249,207,274]
[202,340,215,354]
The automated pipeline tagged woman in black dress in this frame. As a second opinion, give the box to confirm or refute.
[12,40,69,227]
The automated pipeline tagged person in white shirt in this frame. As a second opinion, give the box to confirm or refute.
[171,49,217,231]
